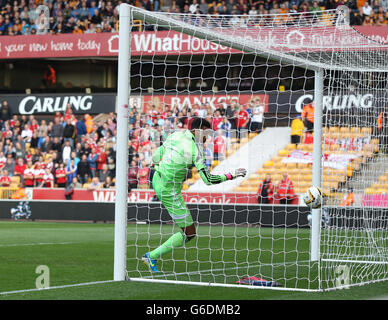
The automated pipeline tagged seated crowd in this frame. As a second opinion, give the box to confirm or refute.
[0,0,387,36]
[0,96,263,190]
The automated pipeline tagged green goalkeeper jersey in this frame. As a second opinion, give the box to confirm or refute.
[152,129,227,185]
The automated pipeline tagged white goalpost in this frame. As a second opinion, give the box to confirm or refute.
[114,4,388,291]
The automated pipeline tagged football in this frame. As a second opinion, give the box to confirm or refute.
[303,186,326,209]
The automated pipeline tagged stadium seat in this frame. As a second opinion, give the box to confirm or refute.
[286,144,297,150]
[278,149,289,157]
[263,160,274,168]
[248,133,258,140]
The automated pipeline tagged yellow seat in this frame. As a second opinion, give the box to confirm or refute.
[286,144,297,150]
[278,149,289,157]
[248,132,258,140]
[263,160,274,168]
[240,137,249,144]
[11,176,20,183]
[361,127,372,136]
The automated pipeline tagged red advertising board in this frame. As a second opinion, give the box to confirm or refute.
[142,93,269,112]
[362,195,388,208]
[31,188,259,204]
[0,26,387,59]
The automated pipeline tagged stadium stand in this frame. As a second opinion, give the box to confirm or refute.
[233,125,380,205]
[0,0,387,37]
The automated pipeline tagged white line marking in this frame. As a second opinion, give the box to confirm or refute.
[0,242,83,248]
[0,280,116,296]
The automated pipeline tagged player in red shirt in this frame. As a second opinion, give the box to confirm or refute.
[0,169,11,187]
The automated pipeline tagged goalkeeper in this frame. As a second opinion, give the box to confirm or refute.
[142,117,247,272]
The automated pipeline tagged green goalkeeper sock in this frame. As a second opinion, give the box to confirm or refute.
[149,231,186,260]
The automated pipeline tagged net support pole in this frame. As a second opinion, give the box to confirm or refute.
[114,3,131,281]
[310,68,324,262]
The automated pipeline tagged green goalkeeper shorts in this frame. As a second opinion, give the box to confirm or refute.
[152,171,194,228]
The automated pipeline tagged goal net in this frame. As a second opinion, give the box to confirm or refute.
[114,4,388,291]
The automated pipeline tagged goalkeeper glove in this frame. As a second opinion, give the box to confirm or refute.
[226,168,247,180]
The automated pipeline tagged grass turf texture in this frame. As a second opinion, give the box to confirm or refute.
[0,221,387,300]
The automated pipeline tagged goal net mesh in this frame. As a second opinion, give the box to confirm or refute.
[122,5,388,291]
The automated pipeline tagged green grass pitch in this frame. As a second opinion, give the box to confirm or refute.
[0,220,387,300]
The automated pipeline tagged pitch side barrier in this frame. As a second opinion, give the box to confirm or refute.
[0,201,387,229]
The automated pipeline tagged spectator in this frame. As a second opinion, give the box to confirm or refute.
[49,137,62,154]
[50,117,64,138]
[55,162,67,188]
[42,168,54,188]
[0,100,13,125]
[203,142,213,168]
[102,175,115,188]
[361,1,373,19]
[77,154,91,184]
[250,98,264,133]
[218,116,232,139]
[236,105,250,142]
[258,174,275,204]
[21,124,33,142]
[276,173,296,205]
[14,142,26,159]
[88,176,102,190]
[34,162,45,187]
[212,110,223,131]
[290,115,304,145]
[199,0,209,14]
[96,146,107,172]
[72,177,82,188]
[0,169,11,187]
[98,163,111,183]
[23,160,35,187]
[301,102,314,133]
[63,118,76,148]
[87,147,98,177]
[42,65,56,88]
[14,157,26,178]
[76,116,87,141]
[62,140,72,164]
[340,188,355,207]
[30,131,40,149]
[137,161,150,189]
[213,129,227,161]
[66,159,78,185]
[128,160,138,190]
